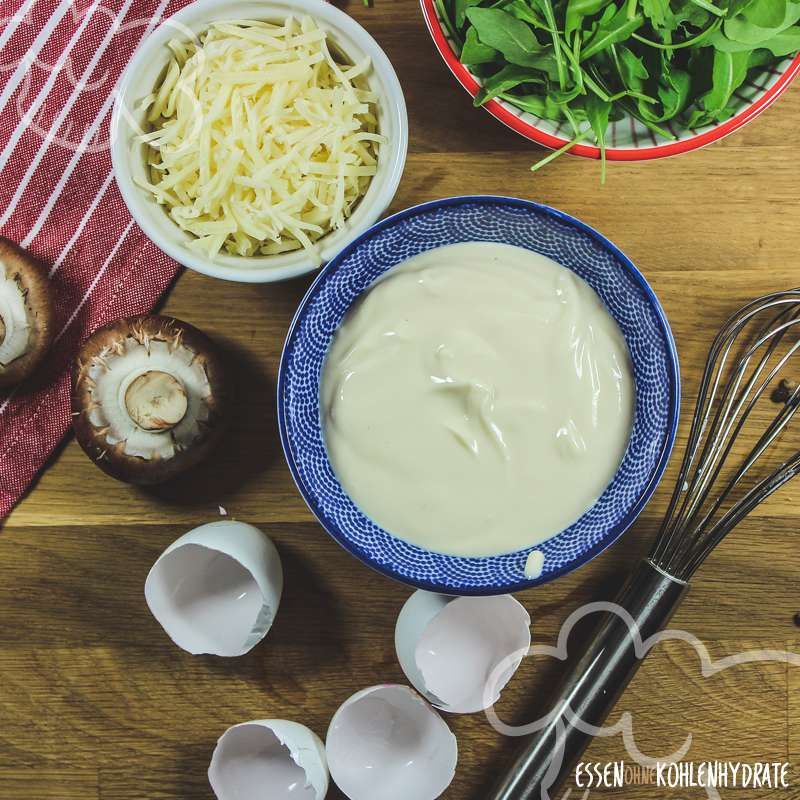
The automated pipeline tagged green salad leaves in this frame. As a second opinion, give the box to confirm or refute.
[436,0,800,177]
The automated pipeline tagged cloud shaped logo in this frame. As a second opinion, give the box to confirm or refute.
[482,599,800,800]
[0,6,200,156]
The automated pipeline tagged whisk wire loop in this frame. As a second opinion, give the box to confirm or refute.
[489,290,800,800]
[652,290,800,581]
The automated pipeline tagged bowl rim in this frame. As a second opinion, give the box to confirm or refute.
[110,0,408,283]
[419,0,800,162]
[277,195,681,595]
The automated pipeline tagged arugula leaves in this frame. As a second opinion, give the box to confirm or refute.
[566,0,607,35]
[465,7,546,65]
[586,93,612,181]
[438,0,800,178]
[641,0,671,27]
[475,64,548,104]
[462,26,500,63]
[581,7,644,59]
[697,48,750,119]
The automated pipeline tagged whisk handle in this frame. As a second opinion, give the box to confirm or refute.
[489,559,689,800]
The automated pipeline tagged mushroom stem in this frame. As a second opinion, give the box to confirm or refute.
[125,370,188,432]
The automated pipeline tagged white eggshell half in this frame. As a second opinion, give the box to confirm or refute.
[394,591,452,706]
[395,591,531,714]
[144,520,283,657]
[326,684,457,800]
[208,719,328,800]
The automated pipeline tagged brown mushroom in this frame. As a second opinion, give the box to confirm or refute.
[0,237,54,388]
[72,315,230,484]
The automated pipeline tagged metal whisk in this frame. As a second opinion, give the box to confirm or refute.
[490,290,800,800]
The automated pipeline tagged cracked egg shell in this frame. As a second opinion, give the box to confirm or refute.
[395,591,531,714]
[144,521,283,657]
[0,237,54,389]
[72,314,229,484]
[209,719,328,800]
[326,684,457,800]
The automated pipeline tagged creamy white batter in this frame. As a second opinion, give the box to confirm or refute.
[321,242,635,557]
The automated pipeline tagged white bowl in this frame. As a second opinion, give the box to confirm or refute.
[111,0,408,283]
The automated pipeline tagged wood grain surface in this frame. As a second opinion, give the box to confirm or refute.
[2,1,800,798]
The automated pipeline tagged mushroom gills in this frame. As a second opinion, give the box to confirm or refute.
[87,337,212,461]
[0,260,32,368]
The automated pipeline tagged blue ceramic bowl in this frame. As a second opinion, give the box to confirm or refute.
[278,196,680,595]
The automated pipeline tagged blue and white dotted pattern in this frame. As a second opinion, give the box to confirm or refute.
[279,198,679,594]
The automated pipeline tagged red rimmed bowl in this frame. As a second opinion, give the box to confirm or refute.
[420,0,800,161]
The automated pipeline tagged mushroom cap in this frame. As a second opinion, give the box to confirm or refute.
[72,315,230,485]
[0,237,54,389]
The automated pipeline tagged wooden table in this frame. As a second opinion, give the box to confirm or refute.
[2,2,799,798]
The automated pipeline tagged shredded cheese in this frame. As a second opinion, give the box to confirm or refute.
[137,17,386,264]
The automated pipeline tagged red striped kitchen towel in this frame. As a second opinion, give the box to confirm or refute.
[0,0,193,518]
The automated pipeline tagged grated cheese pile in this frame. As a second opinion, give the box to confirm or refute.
[137,17,386,263]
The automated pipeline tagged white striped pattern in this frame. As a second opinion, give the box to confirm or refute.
[20,0,172,245]
[54,219,135,343]
[0,0,104,174]
[0,0,175,419]
[49,171,115,274]
[0,212,134,416]
[20,97,116,246]
[1,0,136,227]
[0,0,72,118]
[0,0,40,59]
